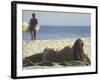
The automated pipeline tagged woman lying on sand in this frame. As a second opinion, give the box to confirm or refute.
[23,39,90,67]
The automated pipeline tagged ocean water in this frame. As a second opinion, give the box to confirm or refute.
[23,26,90,40]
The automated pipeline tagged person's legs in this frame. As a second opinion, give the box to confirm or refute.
[31,30,36,40]
[34,30,36,40]
[31,31,33,40]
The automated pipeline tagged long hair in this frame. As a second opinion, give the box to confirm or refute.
[73,39,85,60]
[73,39,90,64]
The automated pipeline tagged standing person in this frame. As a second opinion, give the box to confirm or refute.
[30,13,38,40]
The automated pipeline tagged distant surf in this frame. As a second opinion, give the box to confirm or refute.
[22,26,90,40]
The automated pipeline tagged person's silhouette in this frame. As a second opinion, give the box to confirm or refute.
[30,13,38,40]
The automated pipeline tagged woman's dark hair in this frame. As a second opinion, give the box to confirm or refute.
[73,39,84,60]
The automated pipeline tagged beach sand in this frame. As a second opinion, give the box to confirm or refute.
[22,38,91,69]
[23,38,91,59]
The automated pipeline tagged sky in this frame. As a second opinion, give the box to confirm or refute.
[22,10,90,27]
